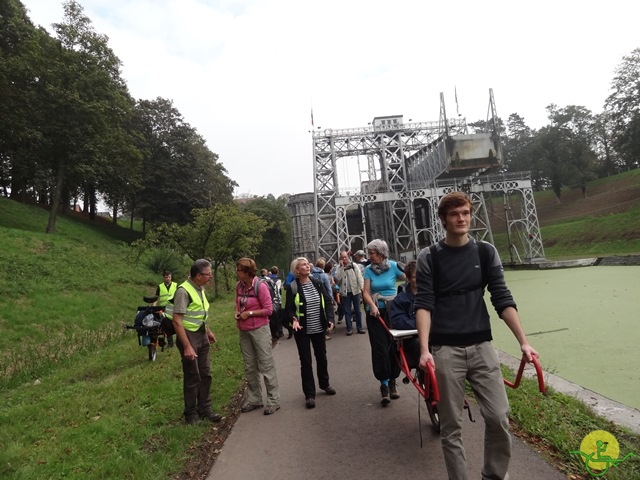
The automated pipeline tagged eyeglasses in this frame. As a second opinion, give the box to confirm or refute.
[199,272,213,277]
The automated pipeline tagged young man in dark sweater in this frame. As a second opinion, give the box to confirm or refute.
[414,192,538,480]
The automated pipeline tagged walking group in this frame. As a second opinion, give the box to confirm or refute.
[163,191,539,480]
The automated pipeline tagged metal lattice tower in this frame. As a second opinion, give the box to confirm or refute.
[306,90,544,263]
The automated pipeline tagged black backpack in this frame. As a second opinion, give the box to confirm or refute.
[238,278,281,314]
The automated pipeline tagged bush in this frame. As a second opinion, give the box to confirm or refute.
[147,248,186,275]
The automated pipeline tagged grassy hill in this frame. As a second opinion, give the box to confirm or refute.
[0,198,244,479]
[488,169,640,260]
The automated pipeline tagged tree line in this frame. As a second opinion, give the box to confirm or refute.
[0,0,237,233]
[482,49,640,199]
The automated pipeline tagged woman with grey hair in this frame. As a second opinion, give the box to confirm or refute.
[284,257,336,409]
[361,239,405,406]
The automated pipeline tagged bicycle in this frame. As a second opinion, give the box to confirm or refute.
[125,295,168,361]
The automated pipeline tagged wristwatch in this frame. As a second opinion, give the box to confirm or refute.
[249,311,253,317]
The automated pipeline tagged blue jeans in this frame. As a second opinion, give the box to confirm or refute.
[342,292,363,331]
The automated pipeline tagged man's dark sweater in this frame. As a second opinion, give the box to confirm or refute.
[414,237,517,346]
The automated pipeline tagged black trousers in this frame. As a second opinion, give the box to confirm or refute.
[366,310,400,382]
[293,330,329,398]
[176,328,212,420]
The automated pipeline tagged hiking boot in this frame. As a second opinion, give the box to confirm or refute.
[389,381,400,400]
[185,414,200,425]
[263,405,280,415]
[202,412,223,423]
[380,385,391,406]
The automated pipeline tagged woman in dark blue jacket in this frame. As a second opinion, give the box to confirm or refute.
[389,260,420,368]
[284,257,336,409]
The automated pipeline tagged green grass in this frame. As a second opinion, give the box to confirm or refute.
[0,198,244,479]
[1,172,640,480]
[540,206,640,258]
[503,371,640,479]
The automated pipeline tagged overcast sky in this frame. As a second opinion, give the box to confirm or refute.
[21,0,640,197]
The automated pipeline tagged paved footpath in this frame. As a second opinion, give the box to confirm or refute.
[207,324,566,480]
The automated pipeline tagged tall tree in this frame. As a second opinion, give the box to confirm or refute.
[546,104,598,196]
[0,0,47,201]
[42,0,130,232]
[605,48,640,169]
[592,112,620,177]
[133,98,235,228]
[242,195,292,273]
[502,113,536,173]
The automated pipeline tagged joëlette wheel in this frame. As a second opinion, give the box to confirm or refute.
[148,344,157,361]
[425,397,440,433]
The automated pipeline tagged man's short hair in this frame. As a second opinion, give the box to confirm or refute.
[190,259,211,278]
[437,192,473,218]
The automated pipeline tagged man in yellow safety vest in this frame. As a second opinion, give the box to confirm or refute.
[154,270,177,347]
[168,259,222,424]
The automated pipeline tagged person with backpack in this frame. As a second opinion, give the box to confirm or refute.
[235,258,281,415]
[311,258,332,298]
[311,258,334,340]
[414,191,539,480]
[284,257,336,409]
[269,266,290,339]
[334,250,365,335]
[153,270,177,347]
[260,268,283,346]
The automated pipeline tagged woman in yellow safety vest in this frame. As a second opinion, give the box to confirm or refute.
[283,257,336,409]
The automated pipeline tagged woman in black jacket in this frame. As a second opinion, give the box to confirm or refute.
[284,257,336,408]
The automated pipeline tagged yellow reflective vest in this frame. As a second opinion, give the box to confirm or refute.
[157,282,177,307]
[164,281,209,332]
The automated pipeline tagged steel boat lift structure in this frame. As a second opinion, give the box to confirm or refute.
[305,89,544,264]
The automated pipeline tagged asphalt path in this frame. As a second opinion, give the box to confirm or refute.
[207,323,565,480]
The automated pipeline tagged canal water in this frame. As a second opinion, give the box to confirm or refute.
[491,266,640,410]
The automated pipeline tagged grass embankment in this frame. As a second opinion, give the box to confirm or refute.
[0,198,244,479]
[492,169,640,260]
[1,168,640,480]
